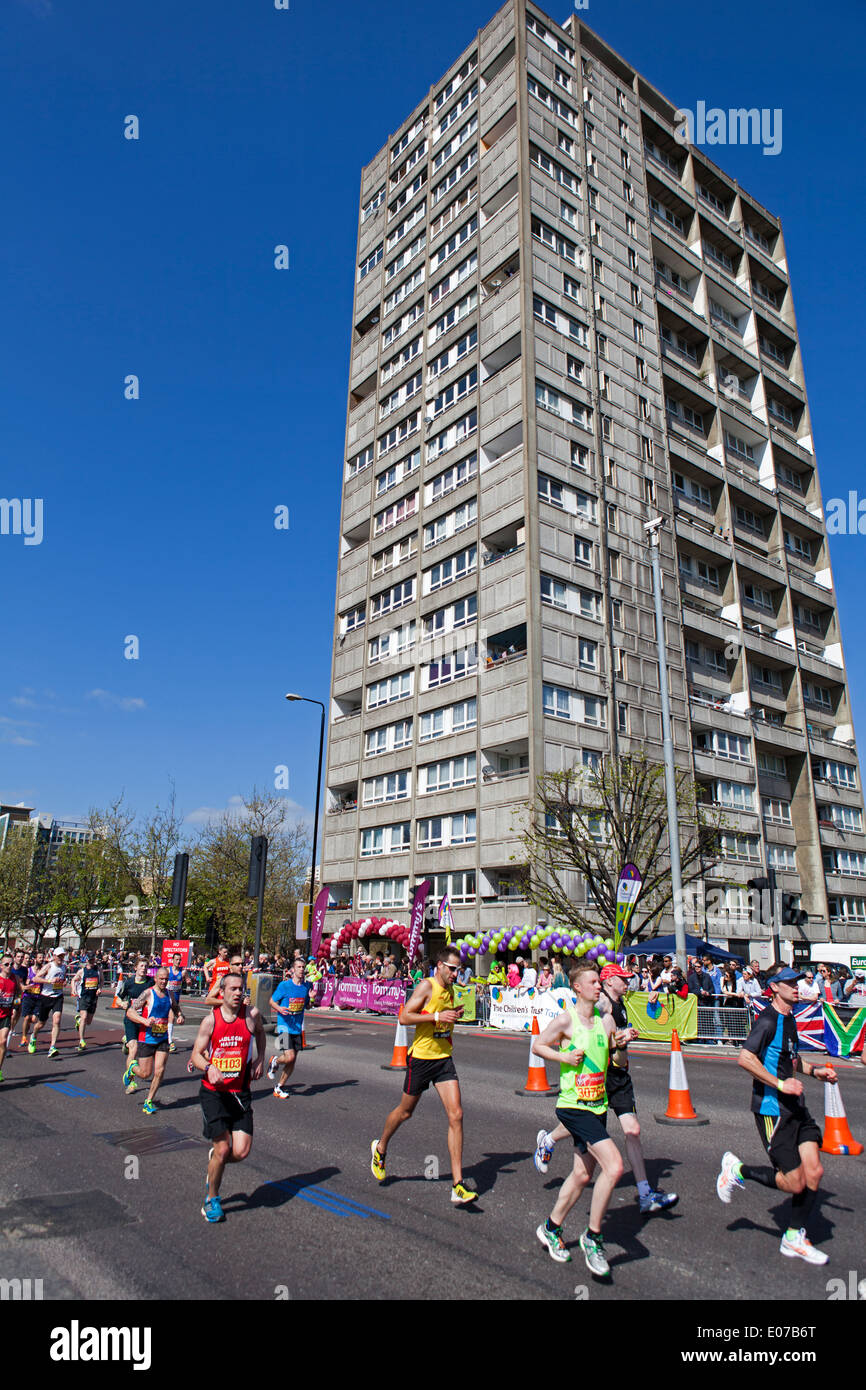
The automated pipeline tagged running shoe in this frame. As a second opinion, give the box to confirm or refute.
[77,1043,86,1054]
[124,1081,139,1094]
[18,1036,27,1047]
[716,1150,745,1205]
[186,1060,196,1074]
[536,1222,571,1262]
[121,1038,128,1054]
[74,1013,80,1030]
[450,1180,478,1205]
[370,1140,386,1183]
[142,1099,156,1115]
[27,1040,36,1055]
[639,1188,679,1215]
[169,1043,177,1053]
[122,1062,137,1089]
[0,1070,4,1083]
[267,1056,278,1081]
[780,1228,828,1265]
[201,1195,225,1223]
[48,1046,59,1059]
[273,1086,290,1099]
[579,1229,610,1277]
[534,1129,554,1175]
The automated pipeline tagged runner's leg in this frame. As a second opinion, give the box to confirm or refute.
[435,1078,465,1185]
[147,1050,169,1103]
[377,1092,420,1156]
[277,1040,298,1088]
[585,1136,623,1234]
[208,1133,231,1198]
[550,1149,595,1227]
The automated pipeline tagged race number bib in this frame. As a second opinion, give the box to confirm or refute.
[212,1048,243,1079]
[574,1071,605,1103]
[149,1018,168,1037]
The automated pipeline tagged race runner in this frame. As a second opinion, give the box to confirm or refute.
[166,953,189,1053]
[370,946,477,1205]
[0,953,23,1082]
[534,962,678,1215]
[716,965,839,1265]
[71,952,102,1053]
[268,957,311,1099]
[204,945,232,999]
[6,950,29,1047]
[32,948,68,1058]
[122,966,183,1114]
[532,961,621,1274]
[117,959,150,1081]
[18,952,45,1052]
[191,970,265,1223]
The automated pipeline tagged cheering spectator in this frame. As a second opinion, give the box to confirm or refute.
[798,970,821,1002]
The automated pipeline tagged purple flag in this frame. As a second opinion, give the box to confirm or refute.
[311,886,330,958]
[407,879,432,964]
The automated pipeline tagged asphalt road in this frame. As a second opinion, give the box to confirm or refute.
[1,998,864,1303]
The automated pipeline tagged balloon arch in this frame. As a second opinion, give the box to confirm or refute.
[319,916,626,969]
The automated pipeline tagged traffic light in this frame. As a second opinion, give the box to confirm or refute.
[204,914,218,955]
[781,894,809,928]
[747,877,773,926]
[169,852,189,908]
[247,836,268,899]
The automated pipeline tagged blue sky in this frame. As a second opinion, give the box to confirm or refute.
[2,0,864,833]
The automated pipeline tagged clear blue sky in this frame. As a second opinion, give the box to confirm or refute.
[2,0,864,832]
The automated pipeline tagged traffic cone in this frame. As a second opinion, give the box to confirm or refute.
[111,969,123,1007]
[821,1079,864,1155]
[655,1030,709,1125]
[381,1018,412,1070]
[516,1014,558,1096]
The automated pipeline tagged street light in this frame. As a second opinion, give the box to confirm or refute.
[285,694,326,944]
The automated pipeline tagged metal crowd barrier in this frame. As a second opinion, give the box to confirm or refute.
[693,992,753,1043]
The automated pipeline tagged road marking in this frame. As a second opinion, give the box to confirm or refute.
[42,1082,98,1099]
[268,1178,390,1221]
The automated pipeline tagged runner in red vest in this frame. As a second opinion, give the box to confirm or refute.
[204,945,232,997]
[191,971,265,1223]
[0,952,23,1082]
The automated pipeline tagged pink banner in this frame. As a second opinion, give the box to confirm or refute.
[311,887,329,959]
[309,977,407,1016]
[407,879,432,964]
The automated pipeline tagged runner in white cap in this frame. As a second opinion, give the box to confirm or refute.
[32,948,68,1058]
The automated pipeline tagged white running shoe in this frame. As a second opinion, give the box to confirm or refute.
[534,1129,554,1175]
[780,1228,828,1265]
[273,1086,290,1099]
[267,1056,278,1082]
[716,1150,744,1205]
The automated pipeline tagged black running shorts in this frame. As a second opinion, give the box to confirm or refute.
[555,1105,609,1154]
[78,990,98,1016]
[200,1085,254,1140]
[755,1108,822,1175]
[403,1054,458,1096]
[21,994,42,1018]
[36,996,62,1023]
[606,1066,637,1117]
[137,1040,170,1059]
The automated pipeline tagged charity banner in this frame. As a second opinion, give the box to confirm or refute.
[487,986,576,1032]
[313,978,408,1015]
[160,939,191,968]
[624,990,697,1042]
[452,982,476,1022]
[310,887,329,959]
[407,879,432,963]
[310,977,336,1008]
[366,978,409,1016]
[614,863,642,954]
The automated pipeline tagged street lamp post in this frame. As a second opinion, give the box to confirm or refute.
[644,518,687,973]
[285,694,326,940]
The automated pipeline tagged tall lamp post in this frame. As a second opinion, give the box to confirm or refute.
[285,694,326,939]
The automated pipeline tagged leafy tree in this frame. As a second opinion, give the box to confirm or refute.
[517,752,728,944]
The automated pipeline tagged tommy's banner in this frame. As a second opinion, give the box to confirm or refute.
[407,879,432,964]
[310,978,407,1016]
[310,887,329,960]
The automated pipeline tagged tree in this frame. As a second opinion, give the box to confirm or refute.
[517,752,729,944]
[50,836,128,951]
[0,829,36,945]
[186,789,310,955]
[90,788,183,951]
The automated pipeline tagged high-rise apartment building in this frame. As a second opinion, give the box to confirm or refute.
[321,0,865,958]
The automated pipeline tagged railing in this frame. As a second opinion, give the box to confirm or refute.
[484,647,527,667]
[482,541,525,567]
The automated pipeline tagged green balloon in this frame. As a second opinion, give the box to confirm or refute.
[604,938,615,950]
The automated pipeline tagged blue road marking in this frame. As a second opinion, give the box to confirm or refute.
[42,1081,98,1099]
[268,1179,390,1220]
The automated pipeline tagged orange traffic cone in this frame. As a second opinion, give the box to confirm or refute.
[821,1079,864,1155]
[516,1014,558,1096]
[111,971,123,1008]
[655,1030,708,1125]
[381,1018,412,1071]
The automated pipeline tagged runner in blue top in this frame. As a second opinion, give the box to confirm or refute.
[166,953,188,1054]
[267,958,312,1099]
[122,967,183,1114]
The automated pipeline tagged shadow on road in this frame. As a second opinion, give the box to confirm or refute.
[221,1168,342,1213]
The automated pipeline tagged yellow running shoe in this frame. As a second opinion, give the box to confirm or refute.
[370,1140,386,1182]
[451,1181,478,1205]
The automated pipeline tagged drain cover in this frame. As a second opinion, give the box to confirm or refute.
[96,1126,207,1156]
[0,1190,135,1241]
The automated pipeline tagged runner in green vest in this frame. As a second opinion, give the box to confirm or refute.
[531,961,621,1276]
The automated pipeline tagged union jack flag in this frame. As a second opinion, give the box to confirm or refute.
[750,998,827,1052]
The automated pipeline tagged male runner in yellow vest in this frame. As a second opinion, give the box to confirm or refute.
[531,961,621,1275]
[370,946,477,1204]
